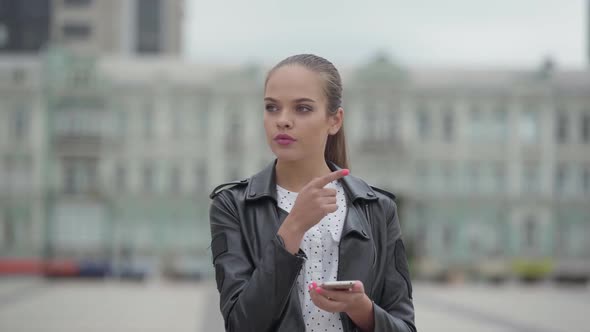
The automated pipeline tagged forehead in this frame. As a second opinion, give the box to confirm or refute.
[265,65,325,102]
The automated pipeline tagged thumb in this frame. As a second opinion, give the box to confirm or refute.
[351,280,364,293]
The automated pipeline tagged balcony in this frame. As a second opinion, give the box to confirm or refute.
[51,108,118,156]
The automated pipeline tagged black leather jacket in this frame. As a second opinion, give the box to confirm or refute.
[209,160,416,332]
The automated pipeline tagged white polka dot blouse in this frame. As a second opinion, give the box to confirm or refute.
[276,179,347,332]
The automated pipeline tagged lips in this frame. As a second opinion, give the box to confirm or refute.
[274,133,296,146]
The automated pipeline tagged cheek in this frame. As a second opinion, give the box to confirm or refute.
[263,116,272,135]
[301,116,330,139]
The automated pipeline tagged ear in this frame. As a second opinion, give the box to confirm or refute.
[328,107,344,135]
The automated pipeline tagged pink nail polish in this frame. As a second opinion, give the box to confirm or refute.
[312,282,317,289]
[342,169,350,176]
[315,287,322,294]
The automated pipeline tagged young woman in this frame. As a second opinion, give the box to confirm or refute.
[209,54,416,332]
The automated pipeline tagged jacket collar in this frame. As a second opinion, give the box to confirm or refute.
[245,159,378,203]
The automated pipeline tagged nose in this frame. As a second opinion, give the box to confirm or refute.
[276,110,293,129]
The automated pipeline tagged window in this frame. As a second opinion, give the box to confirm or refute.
[226,109,243,153]
[54,109,102,136]
[64,162,76,194]
[524,216,538,252]
[469,106,483,141]
[142,162,154,193]
[441,162,455,192]
[430,162,443,192]
[416,107,430,141]
[415,162,430,191]
[492,162,506,193]
[467,162,480,193]
[194,163,208,192]
[136,0,161,53]
[195,94,212,137]
[0,24,7,48]
[371,105,399,142]
[582,166,590,194]
[0,157,5,191]
[442,223,454,251]
[554,163,568,194]
[62,158,97,194]
[386,109,398,141]
[64,0,92,6]
[522,162,540,193]
[171,109,182,138]
[442,109,454,142]
[582,111,590,143]
[3,155,32,194]
[11,105,29,141]
[519,110,539,144]
[71,67,91,86]
[492,107,508,141]
[117,110,127,138]
[143,106,154,139]
[556,111,568,143]
[115,164,126,192]
[169,166,181,193]
[62,23,91,39]
[2,210,15,250]
[365,106,376,140]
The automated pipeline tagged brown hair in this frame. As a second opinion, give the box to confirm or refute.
[265,54,349,169]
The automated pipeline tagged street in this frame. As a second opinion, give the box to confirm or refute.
[0,277,588,332]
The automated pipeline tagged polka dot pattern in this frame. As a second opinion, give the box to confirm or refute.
[277,180,347,332]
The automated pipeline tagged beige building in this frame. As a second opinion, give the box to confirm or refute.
[0,50,589,281]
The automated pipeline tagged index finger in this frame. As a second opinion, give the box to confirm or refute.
[312,169,350,188]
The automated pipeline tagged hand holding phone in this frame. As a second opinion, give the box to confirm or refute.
[320,280,356,290]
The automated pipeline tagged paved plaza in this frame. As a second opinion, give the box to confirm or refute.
[0,277,588,332]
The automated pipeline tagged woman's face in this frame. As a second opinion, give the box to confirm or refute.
[263,65,342,163]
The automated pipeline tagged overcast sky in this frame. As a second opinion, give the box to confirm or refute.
[184,0,587,69]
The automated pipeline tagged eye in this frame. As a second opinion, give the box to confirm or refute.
[296,104,313,113]
[265,104,278,112]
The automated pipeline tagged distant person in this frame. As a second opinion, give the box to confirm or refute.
[209,54,416,332]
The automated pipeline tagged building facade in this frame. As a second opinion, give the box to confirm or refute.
[0,50,588,279]
[0,0,183,56]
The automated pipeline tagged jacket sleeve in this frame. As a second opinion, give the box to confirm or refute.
[209,191,306,332]
[372,199,417,332]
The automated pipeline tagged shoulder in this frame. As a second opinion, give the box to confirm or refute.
[369,185,396,202]
[209,178,250,199]
[367,184,399,220]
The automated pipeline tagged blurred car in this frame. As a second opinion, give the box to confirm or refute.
[475,258,511,284]
[110,257,153,282]
[511,258,554,283]
[552,259,590,285]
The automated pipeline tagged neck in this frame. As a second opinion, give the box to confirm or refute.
[275,156,332,192]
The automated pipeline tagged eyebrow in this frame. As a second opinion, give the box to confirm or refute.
[264,97,316,103]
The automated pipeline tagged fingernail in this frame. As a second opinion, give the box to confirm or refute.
[342,169,350,176]
[315,287,322,294]
[311,282,317,289]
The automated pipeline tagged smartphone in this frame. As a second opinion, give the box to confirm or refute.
[320,280,356,290]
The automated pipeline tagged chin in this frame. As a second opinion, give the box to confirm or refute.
[271,148,304,163]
